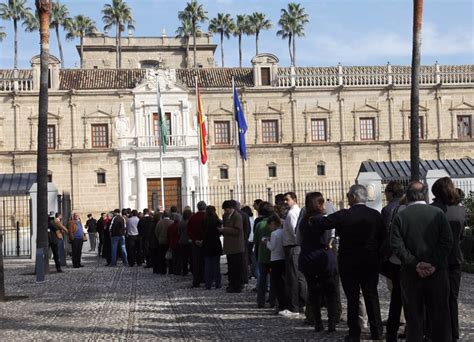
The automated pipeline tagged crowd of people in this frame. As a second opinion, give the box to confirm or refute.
[45,177,467,342]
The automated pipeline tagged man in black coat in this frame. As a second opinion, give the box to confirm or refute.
[138,208,154,268]
[319,184,385,342]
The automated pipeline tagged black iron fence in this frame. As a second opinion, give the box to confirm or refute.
[0,196,31,258]
[156,181,353,214]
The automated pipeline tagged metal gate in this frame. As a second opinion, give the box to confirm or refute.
[0,196,31,258]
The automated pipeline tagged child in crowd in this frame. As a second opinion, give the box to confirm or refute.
[265,214,290,315]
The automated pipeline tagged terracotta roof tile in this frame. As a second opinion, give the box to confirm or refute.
[176,68,254,88]
[59,69,146,90]
[0,69,33,79]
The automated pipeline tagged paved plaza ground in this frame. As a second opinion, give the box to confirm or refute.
[1,251,473,341]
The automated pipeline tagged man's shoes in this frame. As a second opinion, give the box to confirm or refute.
[278,309,299,317]
[314,324,324,332]
[79,264,84,267]
[343,336,361,342]
[73,266,80,268]
[226,287,242,293]
[57,269,63,273]
[386,334,398,342]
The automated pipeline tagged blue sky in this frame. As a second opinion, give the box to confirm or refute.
[0,0,472,69]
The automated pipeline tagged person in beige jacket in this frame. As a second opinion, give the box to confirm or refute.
[219,200,244,293]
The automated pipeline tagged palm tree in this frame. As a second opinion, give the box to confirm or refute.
[176,17,195,68]
[66,15,96,68]
[0,26,5,41]
[233,14,251,67]
[0,0,34,69]
[208,13,235,68]
[50,1,71,68]
[102,0,135,69]
[178,0,207,68]
[23,9,39,32]
[35,0,52,281]
[248,12,272,55]
[277,3,308,66]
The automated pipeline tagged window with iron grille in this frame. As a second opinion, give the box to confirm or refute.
[91,124,109,148]
[214,121,230,144]
[311,119,327,141]
[268,166,277,178]
[262,120,278,143]
[220,168,229,180]
[457,115,472,138]
[408,116,425,139]
[317,164,326,176]
[360,118,375,140]
[97,172,106,184]
[47,125,56,149]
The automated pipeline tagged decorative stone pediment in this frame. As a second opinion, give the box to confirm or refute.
[28,111,62,120]
[304,103,332,114]
[400,101,429,112]
[207,103,233,117]
[83,108,113,119]
[450,100,474,111]
[253,103,283,116]
[352,102,380,113]
[134,69,187,94]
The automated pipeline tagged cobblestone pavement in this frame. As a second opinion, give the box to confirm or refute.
[1,251,473,341]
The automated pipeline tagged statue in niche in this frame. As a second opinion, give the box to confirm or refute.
[115,103,129,137]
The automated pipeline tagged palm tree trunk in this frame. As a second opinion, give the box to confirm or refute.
[410,0,423,182]
[13,19,18,69]
[220,32,224,67]
[256,30,259,55]
[239,34,242,68]
[186,35,190,68]
[116,26,120,68]
[80,35,84,68]
[55,25,64,68]
[35,0,51,282]
[288,35,292,66]
[292,34,296,66]
[193,22,197,68]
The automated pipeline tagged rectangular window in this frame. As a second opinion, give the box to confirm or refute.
[408,116,425,139]
[97,172,106,184]
[311,119,327,141]
[360,118,375,140]
[91,124,109,148]
[457,115,472,138]
[214,121,230,144]
[47,173,53,183]
[219,168,229,180]
[261,67,271,86]
[153,112,172,136]
[268,166,277,178]
[262,120,278,143]
[47,125,56,149]
[317,164,326,176]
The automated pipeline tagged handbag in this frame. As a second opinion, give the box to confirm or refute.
[83,233,88,242]
[165,248,172,260]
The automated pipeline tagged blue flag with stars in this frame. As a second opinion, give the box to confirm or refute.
[233,85,247,160]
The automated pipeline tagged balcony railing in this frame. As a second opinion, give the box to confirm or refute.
[0,78,34,92]
[276,63,474,88]
[119,135,198,148]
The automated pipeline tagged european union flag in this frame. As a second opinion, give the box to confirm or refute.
[233,86,247,160]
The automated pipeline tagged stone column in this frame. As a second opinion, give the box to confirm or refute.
[136,158,147,210]
[120,158,130,208]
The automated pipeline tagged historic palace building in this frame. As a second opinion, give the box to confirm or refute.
[0,34,473,215]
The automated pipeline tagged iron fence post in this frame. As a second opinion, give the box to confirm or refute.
[230,189,234,200]
[16,221,20,257]
[267,187,273,204]
[191,191,196,212]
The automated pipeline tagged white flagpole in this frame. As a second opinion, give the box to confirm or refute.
[195,76,202,200]
[232,77,241,202]
[156,74,165,210]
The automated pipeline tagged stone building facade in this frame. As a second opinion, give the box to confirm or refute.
[0,44,472,216]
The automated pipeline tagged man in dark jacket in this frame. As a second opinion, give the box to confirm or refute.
[138,208,154,268]
[319,184,385,342]
[391,181,453,342]
[96,213,106,257]
[86,213,98,252]
[110,209,128,267]
[187,201,207,287]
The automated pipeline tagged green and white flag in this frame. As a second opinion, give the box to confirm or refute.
[156,78,168,153]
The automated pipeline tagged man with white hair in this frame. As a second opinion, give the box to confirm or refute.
[317,184,386,342]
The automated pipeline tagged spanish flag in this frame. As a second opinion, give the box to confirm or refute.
[196,81,207,164]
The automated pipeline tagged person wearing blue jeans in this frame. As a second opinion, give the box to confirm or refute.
[109,209,128,266]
